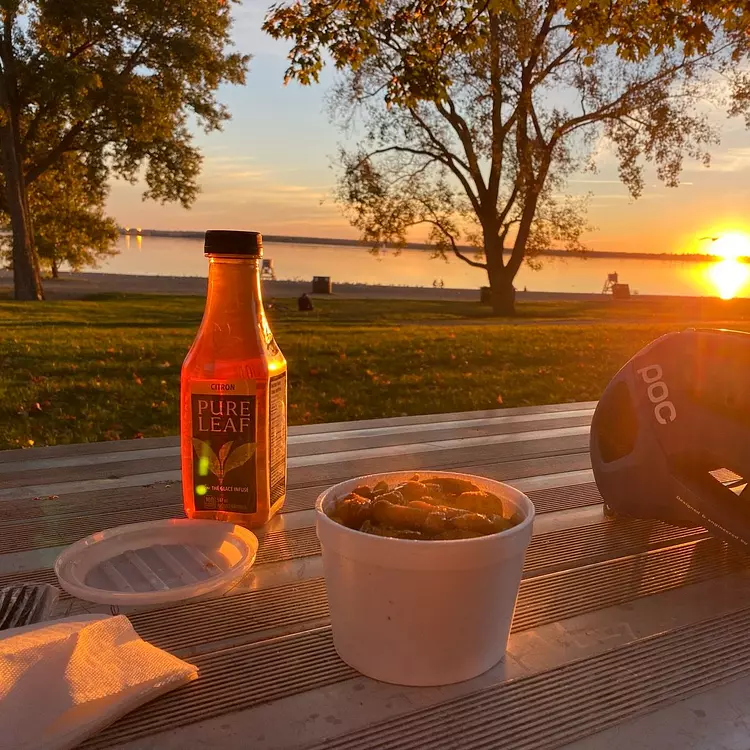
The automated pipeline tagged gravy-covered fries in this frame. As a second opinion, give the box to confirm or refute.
[326,474,520,540]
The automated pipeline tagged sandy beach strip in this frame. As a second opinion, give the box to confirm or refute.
[0,270,608,302]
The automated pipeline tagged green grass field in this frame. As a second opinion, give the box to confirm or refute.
[2,293,750,450]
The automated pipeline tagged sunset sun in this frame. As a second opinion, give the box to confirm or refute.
[710,232,750,260]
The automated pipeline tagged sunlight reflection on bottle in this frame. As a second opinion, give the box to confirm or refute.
[707,258,750,300]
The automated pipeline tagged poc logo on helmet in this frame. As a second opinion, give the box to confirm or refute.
[636,364,677,425]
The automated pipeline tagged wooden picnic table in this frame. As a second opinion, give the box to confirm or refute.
[2,401,750,750]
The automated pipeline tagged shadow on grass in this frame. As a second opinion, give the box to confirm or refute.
[3,292,750,334]
[2,319,200,330]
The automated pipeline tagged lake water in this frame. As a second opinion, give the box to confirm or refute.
[101,235,750,299]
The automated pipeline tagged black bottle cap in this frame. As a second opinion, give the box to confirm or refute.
[204,230,263,256]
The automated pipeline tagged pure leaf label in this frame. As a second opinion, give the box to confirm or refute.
[192,438,221,479]
[191,389,257,515]
[269,372,287,505]
[223,442,256,476]
[219,441,233,464]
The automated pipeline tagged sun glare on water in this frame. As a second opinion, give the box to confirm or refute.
[703,232,750,300]
[708,259,749,300]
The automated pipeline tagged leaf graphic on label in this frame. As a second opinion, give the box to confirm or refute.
[192,438,221,478]
[224,442,256,476]
[191,438,207,461]
[219,441,233,464]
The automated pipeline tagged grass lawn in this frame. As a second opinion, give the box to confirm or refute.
[1,293,750,450]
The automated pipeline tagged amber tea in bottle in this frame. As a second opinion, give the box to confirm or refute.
[180,230,287,527]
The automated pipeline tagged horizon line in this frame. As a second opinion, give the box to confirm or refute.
[117,227,747,263]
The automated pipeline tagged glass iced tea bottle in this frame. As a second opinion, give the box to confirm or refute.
[180,230,287,528]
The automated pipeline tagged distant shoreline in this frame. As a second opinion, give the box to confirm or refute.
[118,227,747,264]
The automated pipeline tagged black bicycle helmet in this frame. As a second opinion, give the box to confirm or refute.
[590,328,750,549]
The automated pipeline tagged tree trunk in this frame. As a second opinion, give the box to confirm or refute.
[487,266,516,316]
[0,126,43,300]
[0,27,44,301]
[51,257,59,278]
[483,232,516,316]
[490,274,516,317]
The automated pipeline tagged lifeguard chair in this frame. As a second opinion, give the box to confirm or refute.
[602,272,618,294]
[261,258,276,280]
[603,272,631,299]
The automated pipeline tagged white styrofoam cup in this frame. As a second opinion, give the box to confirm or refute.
[315,470,535,686]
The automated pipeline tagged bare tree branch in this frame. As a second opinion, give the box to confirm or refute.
[532,44,576,87]
[26,121,87,184]
[552,45,734,142]
[435,98,487,198]
[487,11,505,204]
[408,105,483,214]
[358,144,451,168]
[427,218,488,269]
[497,182,521,228]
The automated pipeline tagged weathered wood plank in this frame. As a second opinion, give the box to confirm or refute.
[0,413,592,481]
[0,401,597,465]
[0,481,182,522]
[0,431,590,501]
[0,450,591,524]
[0,470,597,556]
[0,435,181,465]
[284,433,590,488]
[282,401,598,435]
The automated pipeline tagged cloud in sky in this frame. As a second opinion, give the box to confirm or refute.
[692,146,750,173]
[569,179,624,185]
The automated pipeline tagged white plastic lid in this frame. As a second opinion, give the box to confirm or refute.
[54,519,258,606]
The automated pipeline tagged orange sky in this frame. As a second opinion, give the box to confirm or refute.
[106,5,750,257]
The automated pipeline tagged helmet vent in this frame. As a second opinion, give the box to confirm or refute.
[709,467,748,497]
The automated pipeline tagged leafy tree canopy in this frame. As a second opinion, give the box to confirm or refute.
[265,0,749,314]
[0,0,249,298]
[0,152,118,277]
